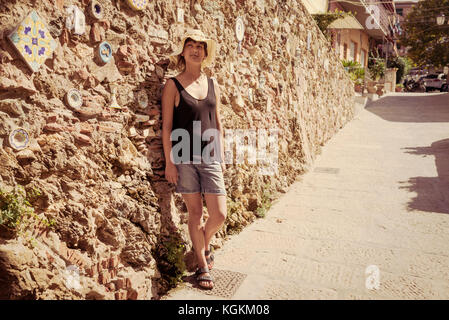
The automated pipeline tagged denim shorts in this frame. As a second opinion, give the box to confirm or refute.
[175,161,226,195]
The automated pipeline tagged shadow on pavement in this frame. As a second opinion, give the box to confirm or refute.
[365,93,449,123]
[400,138,449,214]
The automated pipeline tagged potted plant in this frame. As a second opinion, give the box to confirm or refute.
[368,51,386,81]
[376,84,385,96]
[341,59,365,93]
[395,84,403,92]
[354,79,363,93]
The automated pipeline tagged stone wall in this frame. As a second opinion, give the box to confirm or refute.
[0,0,355,299]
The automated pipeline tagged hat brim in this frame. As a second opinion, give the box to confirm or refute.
[169,34,216,68]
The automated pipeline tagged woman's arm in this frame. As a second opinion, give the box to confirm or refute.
[161,79,178,184]
[213,78,225,168]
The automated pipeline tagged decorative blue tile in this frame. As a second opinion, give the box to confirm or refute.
[8,10,57,73]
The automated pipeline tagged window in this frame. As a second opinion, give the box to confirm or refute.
[336,32,341,53]
[396,8,403,16]
[360,50,366,67]
[349,41,356,61]
[343,43,348,59]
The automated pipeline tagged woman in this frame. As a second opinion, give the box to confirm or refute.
[161,29,227,290]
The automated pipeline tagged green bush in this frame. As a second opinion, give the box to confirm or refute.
[387,56,413,84]
[0,186,55,239]
[0,187,31,230]
[153,233,187,289]
[254,184,275,218]
[163,236,186,286]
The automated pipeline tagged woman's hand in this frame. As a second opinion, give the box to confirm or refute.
[165,163,178,185]
[221,163,226,173]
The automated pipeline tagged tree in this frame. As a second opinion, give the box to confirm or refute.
[387,56,413,84]
[400,0,449,68]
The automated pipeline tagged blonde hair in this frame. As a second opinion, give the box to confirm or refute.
[175,38,208,71]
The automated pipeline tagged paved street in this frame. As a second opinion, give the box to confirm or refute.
[164,92,449,300]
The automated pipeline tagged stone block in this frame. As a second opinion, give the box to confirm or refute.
[46,114,58,123]
[127,289,138,300]
[73,133,92,145]
[115,290,127,300]
[109,256,119,269]
[98,125,117,133]
[80,123,95,135]
[44,123,64,132]
[98,270,110,284]
[114,278,126,290]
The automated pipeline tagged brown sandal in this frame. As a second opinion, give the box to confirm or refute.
[195,267,214,290]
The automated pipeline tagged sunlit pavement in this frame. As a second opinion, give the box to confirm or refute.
[164,92,449,300]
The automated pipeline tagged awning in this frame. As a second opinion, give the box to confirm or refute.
[328,15,364,30]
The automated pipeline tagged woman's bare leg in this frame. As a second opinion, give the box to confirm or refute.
[182,193,213,289]
[203,194,227,255]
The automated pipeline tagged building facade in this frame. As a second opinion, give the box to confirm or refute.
[303,0,397,68]
[330,0,396,66]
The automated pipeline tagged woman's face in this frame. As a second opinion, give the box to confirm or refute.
[182,39,207,66]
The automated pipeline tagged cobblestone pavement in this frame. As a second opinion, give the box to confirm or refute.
[164,93,449,300]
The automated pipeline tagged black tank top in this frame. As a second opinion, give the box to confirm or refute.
[171,77,218,163]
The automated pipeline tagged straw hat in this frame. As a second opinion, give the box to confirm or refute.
[169,29,216,68]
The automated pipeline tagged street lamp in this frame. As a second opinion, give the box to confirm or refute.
[437,13,445,25]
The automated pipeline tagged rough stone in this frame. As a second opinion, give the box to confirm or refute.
[0,0,356,301]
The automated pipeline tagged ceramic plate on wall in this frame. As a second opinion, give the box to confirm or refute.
[248,88,254,103]
[217,15,224,30]
[73,6,86,34]
[126,0,148,11]
[259,74,265,89]
[235,17,244,42]
[66,5,86,35]
[98,41,112,63]
[307,31,311,51]
[177,8,184,23]
[273,17,279,30]
[9,128,30,150]
[136,89,148,109]
[90,1,103,19]
[8,10,57,73]
[65,88,83,109]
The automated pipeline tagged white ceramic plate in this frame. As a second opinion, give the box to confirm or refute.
[66,88,83,109]
[9,128,30,150]
[235,17,245,42]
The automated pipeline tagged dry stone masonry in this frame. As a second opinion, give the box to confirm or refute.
[0,0,355,299]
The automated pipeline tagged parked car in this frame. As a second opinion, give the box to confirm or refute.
[423,73,447,92]
[422,73,446,92]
